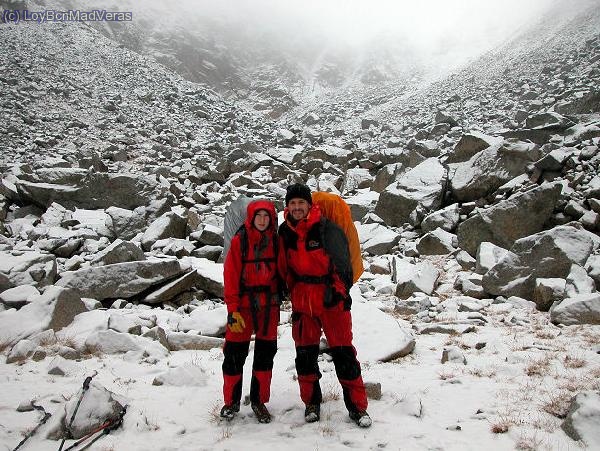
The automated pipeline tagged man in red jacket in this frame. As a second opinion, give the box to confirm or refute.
[278,183,371,428]
[221,200,280,423]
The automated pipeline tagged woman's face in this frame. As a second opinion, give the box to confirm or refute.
[253,210,271,232]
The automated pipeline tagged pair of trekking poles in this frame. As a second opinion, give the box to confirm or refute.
[12,375,126,451]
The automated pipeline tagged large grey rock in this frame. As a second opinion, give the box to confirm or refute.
[446,132,501,164]
[0,251,57,291]
[475,242,510,275]
[105,206,147,240]
[482,225,595,301]
[141,211,187,251]
[533,278,566,311]
[375,158,447,227]
[362,224,400,255]
[141,270,200,304]
[0,286,86,344]
[181,257,224,298]
[416,228,457,255]
[89,239,145,266]
[550,293,600,325]
[457,183,562,256]
[561,391,600,447]
[421,204,460,233]
[56,259,187,300]
[373,163,403,193]
[166,332,224,351]
[0,285,40,309]
[392,257,440,298]
[450,140,540,202]
[15,171,157,210]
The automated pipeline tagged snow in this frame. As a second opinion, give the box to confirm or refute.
[2,285,599,450]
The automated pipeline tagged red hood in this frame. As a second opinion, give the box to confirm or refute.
[245,199,277,233]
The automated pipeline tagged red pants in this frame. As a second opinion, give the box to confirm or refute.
[222,306,278,406]
[291,308,368,412]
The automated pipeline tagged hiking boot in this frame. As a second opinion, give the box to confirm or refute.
[304,404,320,423]
[251,403,272,423]
[220,402,240,420]
[349,410,372,428]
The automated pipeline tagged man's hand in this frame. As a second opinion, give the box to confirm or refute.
[227,311,246,333]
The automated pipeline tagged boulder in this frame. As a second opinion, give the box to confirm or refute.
[375,158,447,227]
[421,204,460,232]
[56,259,187,300]
[0,285,40,309]
[0,286,86,344]
[16,171,157,210]
[446,132,502,164]
[482,225,595,301]
[561,391,600,447]
[141,270,200,304]
[533,278,566,311]
[141,211,187,251]
[450,140,540,202]
[0,251,57,291]
[416,228,457,255]
[457,183,562,255]
[550,293,600,325]
[475,242,510,275]
[166,332,224,351]
[392,257,440,298]
[89,239,145,266]
[105,206,147,240]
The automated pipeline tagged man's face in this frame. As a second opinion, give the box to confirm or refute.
[288,198,310,221]
[253,210,271,232]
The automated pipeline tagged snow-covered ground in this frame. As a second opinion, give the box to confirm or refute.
[2,285,599,450]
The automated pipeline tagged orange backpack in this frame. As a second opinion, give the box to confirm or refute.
[312,192,364,283]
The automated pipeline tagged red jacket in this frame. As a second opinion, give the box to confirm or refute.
[223,200,279,313]
[278,204,351,315]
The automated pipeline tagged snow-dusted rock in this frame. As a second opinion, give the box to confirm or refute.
[166,332,224,351]
[416,228,457,255]
[0,251,57,291]
[475,242,510,275]
[0,284,40,308]
[392,257,441,298]
[6,339,37,364]
[457,183,562,256]
[446,132,502,164]
[375,158,447,227]
[441,346,467,365]
[482,225,595,301]
[565,264,596,297]
[180,257,224,298]
[352,295,415,362]
[108,314,142,335]
[142,270,200,304]
[561,391,600,447]
[0,286,86,345]
[533,278,566,311]
[450,140,540,202]
[89,239,145,266]
[177,305,226,336]
[105,206,147,240]
[51,382,127,440]
[56,259,187,301]
[152,364,208,386]
[550,293,600,325]
[421,204,460,233]
[16,171,157,210]
[362,224,400,255]
[141,211,187,251]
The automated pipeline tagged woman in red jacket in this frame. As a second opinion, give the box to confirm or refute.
[221,200,280,423]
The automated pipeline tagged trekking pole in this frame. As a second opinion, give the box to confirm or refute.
[12,403,51,451]
[58,375,94,451]
[63,406,126,451]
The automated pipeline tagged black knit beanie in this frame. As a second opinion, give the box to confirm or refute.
[285,183,312,206]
